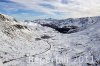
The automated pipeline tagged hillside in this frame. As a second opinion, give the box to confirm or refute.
[0,14,100,66]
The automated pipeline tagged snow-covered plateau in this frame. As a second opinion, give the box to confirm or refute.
[0,14,100,66]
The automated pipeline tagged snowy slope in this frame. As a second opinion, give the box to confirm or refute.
[0,14,54,66]
[0,14,100,66]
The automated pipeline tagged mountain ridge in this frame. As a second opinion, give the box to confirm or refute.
[0,14,100,66]
[24,16,100,34]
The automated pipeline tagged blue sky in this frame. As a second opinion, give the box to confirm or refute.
[0,0,100,21]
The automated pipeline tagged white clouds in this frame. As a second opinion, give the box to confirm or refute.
[10,0,100,18]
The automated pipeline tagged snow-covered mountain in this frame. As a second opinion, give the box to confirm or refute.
[26,16,100,33]
[0,14,100,66]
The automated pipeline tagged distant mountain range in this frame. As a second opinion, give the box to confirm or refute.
[24,16,100,33]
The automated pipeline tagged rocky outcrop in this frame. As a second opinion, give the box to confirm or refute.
[0,14,17,22]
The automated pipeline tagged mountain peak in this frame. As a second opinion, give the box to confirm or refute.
[0,14,17,22]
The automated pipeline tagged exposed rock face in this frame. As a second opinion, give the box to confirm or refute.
[0,14,17,22]
[42,23,79,33]
[0,14,9,21]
